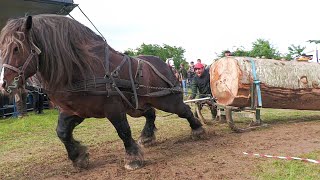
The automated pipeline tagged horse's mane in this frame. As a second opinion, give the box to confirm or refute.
[0,14,106,90]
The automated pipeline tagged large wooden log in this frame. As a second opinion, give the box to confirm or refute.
[209,57,320,110]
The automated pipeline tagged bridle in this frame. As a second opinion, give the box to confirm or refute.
[2,41,41,93]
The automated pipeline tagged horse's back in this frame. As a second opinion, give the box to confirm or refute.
[136,55,178,86]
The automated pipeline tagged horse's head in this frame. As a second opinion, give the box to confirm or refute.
[0,16,41,94]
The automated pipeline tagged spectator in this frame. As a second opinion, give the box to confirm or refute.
[197,59,202,64]
[15,88,28,118]
[178,63,188,96]
[224,50,232,57]
[26,75,44,114]
[189,63,217,120]
[187,61,195,86]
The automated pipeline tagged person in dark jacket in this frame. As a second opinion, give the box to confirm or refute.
[15,88,28,118]
[26,76,44,114]
[188,63,217,120]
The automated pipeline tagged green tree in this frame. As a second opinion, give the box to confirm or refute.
[250,39,281,59]
[218,39,282,60]
[286,44,306,60]
[124,43,186,68]
[218,48,250,58]
[308,40,320,44]
[232,47,251,57]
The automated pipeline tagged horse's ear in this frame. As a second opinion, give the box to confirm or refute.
[25,16,32,31]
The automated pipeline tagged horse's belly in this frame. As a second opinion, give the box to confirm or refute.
[49,93,125,118]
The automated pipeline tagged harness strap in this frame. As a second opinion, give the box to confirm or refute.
[2,41,41,92]
[2,64,20,73]
[111,55,128,77]
[105,44,110,76]
[108,55,139,109]
[136,58,175,87]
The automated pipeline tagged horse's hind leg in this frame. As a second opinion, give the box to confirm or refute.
[107,113,144,170]
[138,108,157,147]
[56,112,88,169]
[176,102,206,139]
[157,97,205,139]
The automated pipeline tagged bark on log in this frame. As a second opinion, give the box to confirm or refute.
[209,57,320,110]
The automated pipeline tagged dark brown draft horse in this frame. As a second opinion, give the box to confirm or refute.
[0,15,205,170]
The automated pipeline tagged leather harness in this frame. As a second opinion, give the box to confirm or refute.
[2,40,181,109]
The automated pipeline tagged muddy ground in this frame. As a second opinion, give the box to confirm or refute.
[11,119,320,180]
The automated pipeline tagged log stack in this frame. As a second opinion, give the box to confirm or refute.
[209,57,320,110]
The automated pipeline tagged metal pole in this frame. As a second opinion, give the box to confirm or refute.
[183,97,211,103]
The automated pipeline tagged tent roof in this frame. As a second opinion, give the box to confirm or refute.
[0,0,77,29]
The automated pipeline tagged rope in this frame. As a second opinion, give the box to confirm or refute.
[76,6,106,41]
[243,152,320,164]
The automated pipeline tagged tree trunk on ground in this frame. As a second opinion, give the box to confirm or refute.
[210,57,320,110]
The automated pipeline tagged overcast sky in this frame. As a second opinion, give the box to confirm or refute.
[70,0,319,65]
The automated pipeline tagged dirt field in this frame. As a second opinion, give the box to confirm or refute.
[8,118,319,180]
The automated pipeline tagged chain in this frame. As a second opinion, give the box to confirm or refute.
[6,75,21,94]
[138,84,182,92]
[138,84,212,97]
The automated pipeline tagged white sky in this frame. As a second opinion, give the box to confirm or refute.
[70,0,319,65]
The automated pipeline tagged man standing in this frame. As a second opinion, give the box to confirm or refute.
[188,63,217,120]
[187,61,195,86]
[178,63,188,96]
[15,89,28,118]
[26,75,44,114]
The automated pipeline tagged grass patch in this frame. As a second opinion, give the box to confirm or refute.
[255,151,320,179]
[0,107,320,179]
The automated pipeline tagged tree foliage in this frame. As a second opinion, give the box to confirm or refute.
[231,47,250,57]
[286,44,306,60]
[308,40,320,44]
[219,39,284,60]
[249,39,281,59]
[124,43,186,68]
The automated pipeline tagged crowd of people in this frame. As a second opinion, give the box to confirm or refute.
[167,50,233,121]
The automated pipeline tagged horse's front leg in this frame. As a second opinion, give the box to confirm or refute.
[56,112,88,169]
[107,112,144,170]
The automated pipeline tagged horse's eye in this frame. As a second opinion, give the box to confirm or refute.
[13,47,18,53]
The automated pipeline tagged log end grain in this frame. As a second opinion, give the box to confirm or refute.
[210,57,241,105]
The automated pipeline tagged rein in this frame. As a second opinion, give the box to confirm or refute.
[2,41,41,93]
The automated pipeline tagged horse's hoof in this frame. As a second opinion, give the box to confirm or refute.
[73,152,89,169]
[191,127,206,140]
[125,152,144,170]
[124,159,144,170]
[137,135,156,147]
[72,146,89,169]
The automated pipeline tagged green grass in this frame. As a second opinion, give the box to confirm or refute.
[255,151,320,180]
[0,109,192,179]
[0,108,320,179]
[231,108,320,124]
